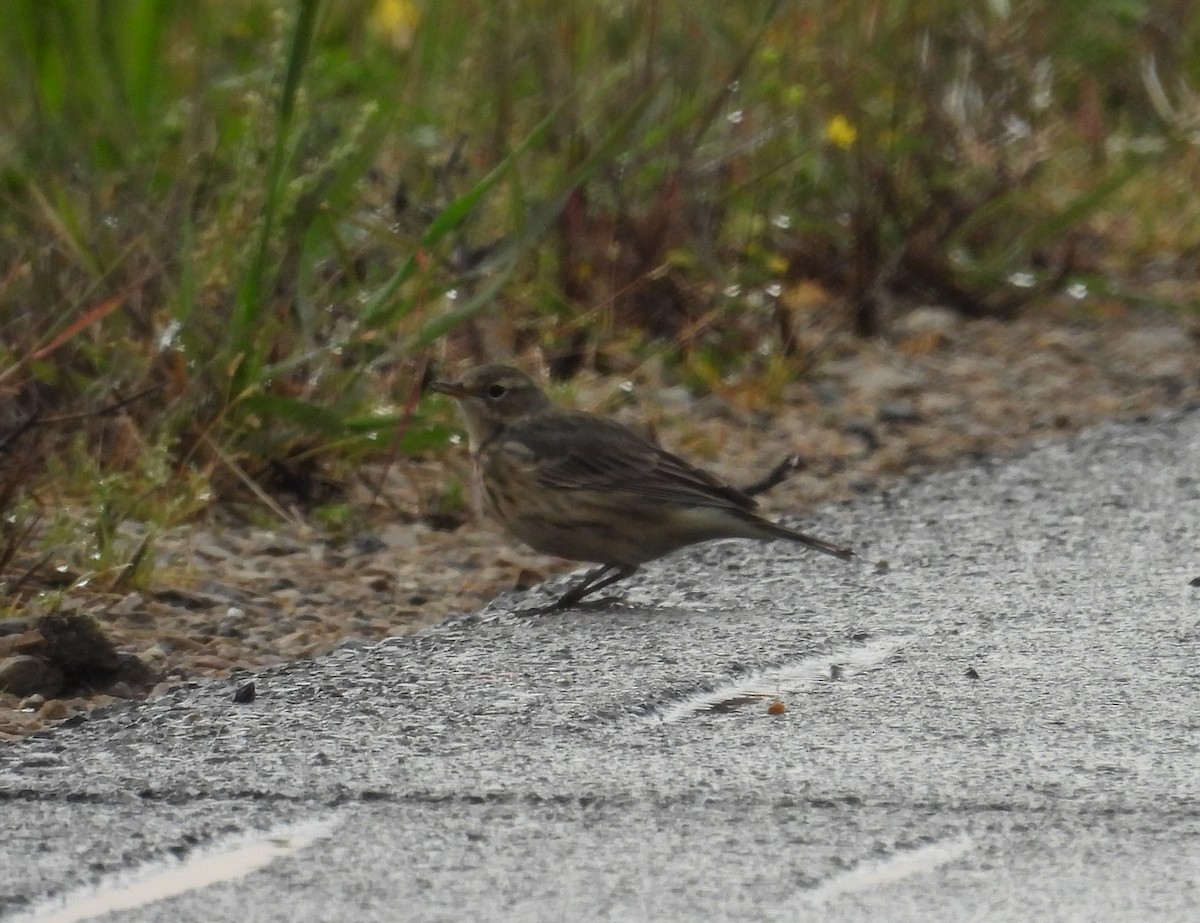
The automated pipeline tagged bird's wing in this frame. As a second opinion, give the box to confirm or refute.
[517,411,758,511]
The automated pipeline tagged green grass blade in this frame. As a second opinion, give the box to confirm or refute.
[231,0,322,373]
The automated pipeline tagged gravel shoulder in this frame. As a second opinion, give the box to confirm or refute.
[1,303,1197,738]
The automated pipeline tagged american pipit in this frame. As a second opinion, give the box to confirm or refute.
[431,364,854,611]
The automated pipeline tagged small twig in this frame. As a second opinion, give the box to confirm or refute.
[740,454,806,497]
[201,434,305,529]
[31,385,164,426]
[0,386,164,457]
[0,415,39,454]
[4,549,55,599]
[0,511,43,575]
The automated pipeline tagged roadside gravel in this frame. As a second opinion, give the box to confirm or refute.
[2,303,1196,738]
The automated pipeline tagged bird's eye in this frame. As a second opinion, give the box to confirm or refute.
[486,384,508,400]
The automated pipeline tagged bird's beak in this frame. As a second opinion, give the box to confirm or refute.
[430,379,468,399]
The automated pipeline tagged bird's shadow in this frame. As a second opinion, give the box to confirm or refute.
[511,594,629,617]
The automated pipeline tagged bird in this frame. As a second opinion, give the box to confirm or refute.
[431,364,854,611]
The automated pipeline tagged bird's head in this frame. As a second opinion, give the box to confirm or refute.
[430,364,554,446]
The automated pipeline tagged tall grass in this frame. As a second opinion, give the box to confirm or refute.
[1,0,1198,607]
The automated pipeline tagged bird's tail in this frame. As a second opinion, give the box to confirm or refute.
[754,517,855,561]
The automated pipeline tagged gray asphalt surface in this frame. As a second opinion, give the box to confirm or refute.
[2,409,1199,922]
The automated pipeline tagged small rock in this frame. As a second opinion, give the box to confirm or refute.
[38,699,72,720]
[217,607,248,638]
[158,585,229,610]
[191,655,235,671]
[878,401,921,424]
[246,534,304,557]
[893,306,960,352]
[0,655,65,698]
[18,693,46,711]
[852,364,923,399]
[141,643,171,666]
[232,681,256,704]
[351,534,387,555]
[0,629,46,659]
[191,537,235,562]
[114,652,158,688]
[378,523,426,550]
[655,385,693,407]
[271,588,303,606]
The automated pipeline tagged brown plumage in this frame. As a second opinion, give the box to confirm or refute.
[431,364,853,610]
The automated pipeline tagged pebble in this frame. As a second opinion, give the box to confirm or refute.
[190,655,235,672]
[0,655,65,698]
[38,699,72,720]
[0,629,45,658]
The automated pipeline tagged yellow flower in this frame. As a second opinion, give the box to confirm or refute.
[823,114,857,149]
[369,0,420,51]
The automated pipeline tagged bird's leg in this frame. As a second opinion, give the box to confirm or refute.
[537,563,638,612]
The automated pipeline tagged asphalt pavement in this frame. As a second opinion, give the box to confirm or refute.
[2,408,1198,922]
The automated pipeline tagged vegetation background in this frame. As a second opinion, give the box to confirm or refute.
[2,0,1199,616]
